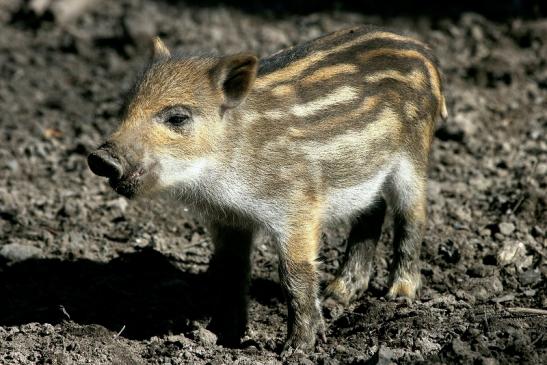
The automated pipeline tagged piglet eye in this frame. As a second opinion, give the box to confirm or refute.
[156,105,192,129]
[165,114,189,126]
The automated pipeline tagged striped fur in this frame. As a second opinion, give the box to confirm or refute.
[89,26,447,354]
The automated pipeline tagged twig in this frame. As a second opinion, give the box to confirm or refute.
[507,307,547,315]
[59,305,71,320]
[114,325,126,338]
[510,193,527,214]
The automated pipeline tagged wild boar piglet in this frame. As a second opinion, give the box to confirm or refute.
[88,26,447,355]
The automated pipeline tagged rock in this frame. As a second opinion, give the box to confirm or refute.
[454,206,472,223]
[378,347,397,365]
[58,200,85,219]
[0,243,42,262]
[192,327,217,347]
[450,337,474,358]
[518,255,534,271]
[519,268,541,286]
[470,276,503,301]
[6,159,19,171]
[296,356,314,365]
[50,0,100,24]
[415,336,442,354]
[531,225,544,238]
[497,241,526,265]
[367,346,396,365]
[455,289,476,305]
[494,233,505,241]
[498,222,515,235]
[454,112,478,137]
[491,293,515,303]
[469,176,491,192]
[29,0,100,23]
[29,0,50,15]
[323,297,345,319]
[536,162,547,177]
[107,197,128,214]
[165,334,186,345]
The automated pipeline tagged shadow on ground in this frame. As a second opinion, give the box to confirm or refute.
[0,249,286,341]
[0,249,208,339]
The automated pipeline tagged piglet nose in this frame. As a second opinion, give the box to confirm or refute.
[87,148,123,180]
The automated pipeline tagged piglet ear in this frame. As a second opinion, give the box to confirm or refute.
[151,36,171,61]
[214,53,258,109]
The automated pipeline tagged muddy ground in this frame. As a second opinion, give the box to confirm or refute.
[0,1,546,364]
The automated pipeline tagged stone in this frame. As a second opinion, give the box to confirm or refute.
[107,197,128,214]
[519,268,541,286]
[498,222,516,235]
[0,243,42,262]
[192,327,217,347]
[531,225,544,238]
[498,222,515,235]
[377,346,396,365]
[50,0,100,24]
[497,241,526,265]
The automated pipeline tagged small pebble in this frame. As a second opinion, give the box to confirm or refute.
[498,222,515,236]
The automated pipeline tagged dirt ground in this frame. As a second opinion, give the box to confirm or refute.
[0,1,546,364]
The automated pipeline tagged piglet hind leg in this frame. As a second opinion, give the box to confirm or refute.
[386,167,427,300]
[207,224,253,347]
[277,213,326,356]
[324,198,386,305]
[387,206,424,299]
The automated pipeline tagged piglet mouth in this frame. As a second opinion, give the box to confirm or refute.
[128,167,146,180]
[109,166,146,198]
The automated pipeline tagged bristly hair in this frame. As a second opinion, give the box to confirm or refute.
[119,62,152,119]
[118,48,227,119]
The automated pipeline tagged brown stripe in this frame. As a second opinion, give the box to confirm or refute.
[364,69,427,88]
[256,32,429,89]
[256,52,328,88]
[286,95,383,138]
[359,48,442,106]
[301,63,359,84]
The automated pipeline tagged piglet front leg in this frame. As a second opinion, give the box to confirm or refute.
[277,210,326,356]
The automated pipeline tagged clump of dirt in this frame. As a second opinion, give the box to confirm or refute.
[0,1,545,364]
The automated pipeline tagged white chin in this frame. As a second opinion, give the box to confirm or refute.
[157,156,210,188]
